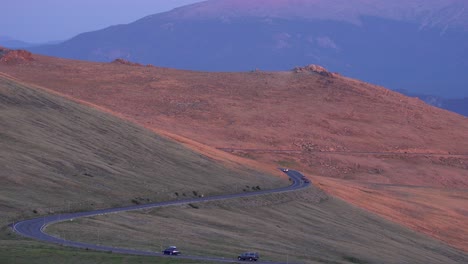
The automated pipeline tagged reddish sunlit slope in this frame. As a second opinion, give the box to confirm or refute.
[1,51,467,251]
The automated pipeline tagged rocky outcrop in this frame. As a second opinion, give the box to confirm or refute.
[110,58,156,68]
[293,64,336,77]
[0,47,34,64]
[111,58,142,66]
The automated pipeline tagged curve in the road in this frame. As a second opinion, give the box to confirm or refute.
[12,169,309,264]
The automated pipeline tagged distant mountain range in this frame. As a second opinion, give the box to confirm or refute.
[0,36,37,49]
[30,0,468,101]
[0,36,62,49]
[398,90,468,117]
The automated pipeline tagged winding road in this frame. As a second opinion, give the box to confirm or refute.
[12,169,309,263]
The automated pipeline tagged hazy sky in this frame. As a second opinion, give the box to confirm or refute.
[1,0,205,43]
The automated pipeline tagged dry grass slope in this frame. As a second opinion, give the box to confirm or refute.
[1,52,467,254]
[50,188,468,264]
[0,74,285,225]
[0,74,286,263]
[1,53,466,251]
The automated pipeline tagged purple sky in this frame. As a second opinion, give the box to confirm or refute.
[1,0,205,43]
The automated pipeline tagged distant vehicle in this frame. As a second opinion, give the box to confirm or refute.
[283,168,289,172]
[238,252,259,261]
[163,246,181,255]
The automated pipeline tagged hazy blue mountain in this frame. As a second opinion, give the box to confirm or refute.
[397,90,468,117]
[0,36,36,49]
[0,36,62,49]
[445,98,468,117]
[31,0,468,100]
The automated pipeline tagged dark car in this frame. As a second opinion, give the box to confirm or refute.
[163,246,181,255]
[238,252,259,261]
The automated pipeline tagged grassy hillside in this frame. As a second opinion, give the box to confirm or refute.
[2,55,467,155]
[1,54,467,251]
[0,74,287,263]
[0,66,467,263]
[49,188,468,264]
[0,74,285,225]
[0,240,205,264]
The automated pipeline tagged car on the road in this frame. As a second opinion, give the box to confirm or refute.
[238,252,259,261]
[163,246,181,255]
[282,168,289,172]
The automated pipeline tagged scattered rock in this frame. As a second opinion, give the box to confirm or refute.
[368,168,384,174]
[131,196,150,205]
[188,203,199,209]
[83,172,94,177]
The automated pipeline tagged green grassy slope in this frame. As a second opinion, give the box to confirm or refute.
[0,75,284,263]
[0,75,285,223]
[50,189,468,264]
[0,240,206,264]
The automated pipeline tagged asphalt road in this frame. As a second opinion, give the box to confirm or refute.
[12,169,309,264]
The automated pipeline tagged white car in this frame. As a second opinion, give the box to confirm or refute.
[283,168,289,172]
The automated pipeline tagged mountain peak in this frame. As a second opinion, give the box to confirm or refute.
[157,0,468,29]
